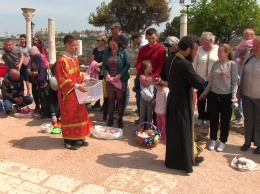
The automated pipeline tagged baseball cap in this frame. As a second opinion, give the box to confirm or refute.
[163,36,180,49]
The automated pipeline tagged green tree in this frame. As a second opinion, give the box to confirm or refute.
[89,0,172,33]
[159,16,180,42]
[188,0,260,43]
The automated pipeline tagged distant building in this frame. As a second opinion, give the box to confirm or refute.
[38,28,59,36]
[79,31,88,38]
[89,31,98,37]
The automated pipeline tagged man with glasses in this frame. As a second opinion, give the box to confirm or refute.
[110,22,128,48]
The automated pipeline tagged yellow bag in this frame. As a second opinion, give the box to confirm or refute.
[194,140,206,158]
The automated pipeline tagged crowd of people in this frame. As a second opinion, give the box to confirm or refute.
[0,24,259,173]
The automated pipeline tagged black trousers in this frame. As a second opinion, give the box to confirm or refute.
[38,84,51,117]
[207,91,232,143]
[32,83,40,110]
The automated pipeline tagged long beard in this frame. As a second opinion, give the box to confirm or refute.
[186,52,193,62]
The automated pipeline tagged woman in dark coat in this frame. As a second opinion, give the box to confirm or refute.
[28,47,51,119]
[161,35,206,173]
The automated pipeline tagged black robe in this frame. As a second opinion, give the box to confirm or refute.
[162,53,206,173]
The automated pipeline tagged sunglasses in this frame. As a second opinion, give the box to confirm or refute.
[96,40,103,42]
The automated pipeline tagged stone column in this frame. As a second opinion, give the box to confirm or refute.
[48,18,56,65]
[21,8,35,48]
[77,40,82,56]
[180,13,187,39]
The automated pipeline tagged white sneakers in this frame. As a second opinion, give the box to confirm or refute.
[196,120,210,126]
[217,142,225,152]
[205,120,210,126]
[208,140,225,152]
[208,140,217,151]
[197,119,206,125]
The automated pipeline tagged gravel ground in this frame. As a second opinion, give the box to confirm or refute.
[0,75,259,194]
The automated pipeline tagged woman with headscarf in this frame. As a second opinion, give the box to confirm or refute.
[28,46,51,119]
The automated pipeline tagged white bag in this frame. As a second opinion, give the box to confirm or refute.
[75,80,103,104]
[230,156,259,172]
[92,125,123,140]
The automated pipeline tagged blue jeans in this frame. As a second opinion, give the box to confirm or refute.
[3,97,33,111]
[234,89,243,120]
[125,86,130,108]
[0,101,3,112]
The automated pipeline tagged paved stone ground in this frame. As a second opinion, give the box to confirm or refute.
[0,75,259,194]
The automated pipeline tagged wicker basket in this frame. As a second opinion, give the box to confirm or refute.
[135,122,161,148]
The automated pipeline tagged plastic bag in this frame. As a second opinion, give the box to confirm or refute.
[39,122,53,133]
[92,125,123,140]
[230,156,259,172]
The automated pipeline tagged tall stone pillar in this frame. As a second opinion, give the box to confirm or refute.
[77,40,82,56]
[21,8,35,48]
[180,13,188,39]
[48,18,56,65]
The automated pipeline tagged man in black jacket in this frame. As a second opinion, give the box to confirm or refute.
[2,69,32,114]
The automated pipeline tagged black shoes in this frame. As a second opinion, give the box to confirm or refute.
[118,119,123,128]
[92,104,101,110]
[240,144,250,151]
[64,142,78,150]
[240,144,260,154]
[107,120,114,127]
[194,157,204,166]
[64,139,89,150]
[253,147,260,155]
[5,110,12,115]
[75,139,89,147]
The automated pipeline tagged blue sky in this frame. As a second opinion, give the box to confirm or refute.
[0,0,184,37]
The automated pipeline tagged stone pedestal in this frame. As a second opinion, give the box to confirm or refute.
[180,13,187,38]
[77,40,82,56]
[21,8,35,48]
[48,18,56,65]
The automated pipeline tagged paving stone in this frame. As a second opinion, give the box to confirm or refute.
[0,173,22,192]
[13,181,51,193]
[8,189,36,194]
[104,167,177,194]
[19,168,50,183]
[44,175,82,193]
[107,190,132,194]
[0,159,29,176]
[73,184,107,194]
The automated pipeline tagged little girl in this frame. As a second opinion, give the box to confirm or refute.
[139,60,154,125]
[154,80,169,142]
[234,28,255,66]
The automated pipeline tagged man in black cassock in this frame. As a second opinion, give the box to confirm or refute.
[160,35,206,173]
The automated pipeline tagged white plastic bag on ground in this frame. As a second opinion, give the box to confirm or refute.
[92,125,123,140]
[230,156,259,172]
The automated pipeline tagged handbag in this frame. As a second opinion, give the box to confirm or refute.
[47,66,58,91]
[14,102,34,118]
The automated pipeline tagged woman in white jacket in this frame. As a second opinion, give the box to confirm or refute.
[193,32,219,126]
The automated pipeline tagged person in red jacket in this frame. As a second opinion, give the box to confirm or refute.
[136,28,166,125]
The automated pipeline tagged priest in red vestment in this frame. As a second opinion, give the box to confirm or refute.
[55,34,93,150]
